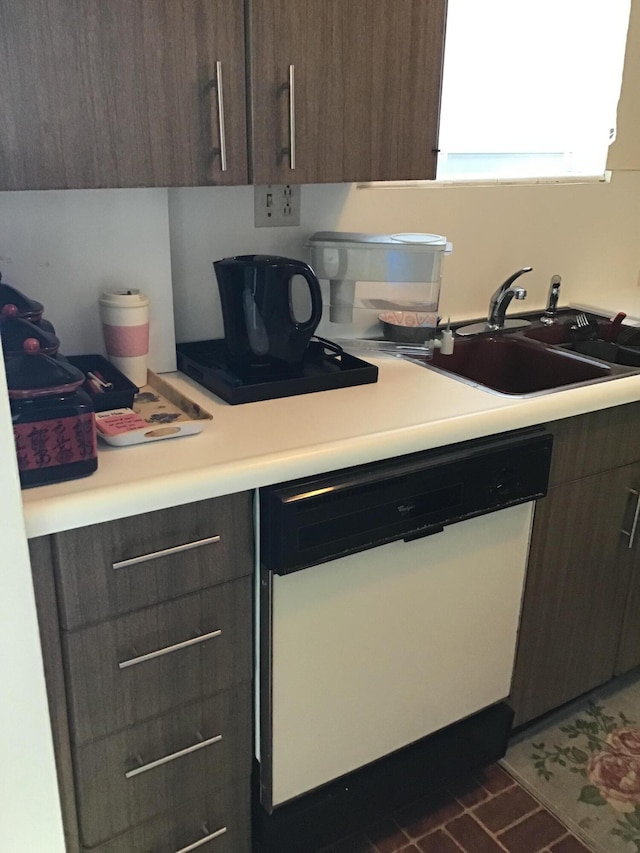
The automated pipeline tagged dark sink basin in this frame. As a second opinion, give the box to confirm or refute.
[427,335,612,395]
[561,339,640,367]
[520,317,640,367]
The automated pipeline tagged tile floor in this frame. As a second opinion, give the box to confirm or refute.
[317,764,592,853]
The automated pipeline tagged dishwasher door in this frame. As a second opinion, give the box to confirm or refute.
[260,501,533,810]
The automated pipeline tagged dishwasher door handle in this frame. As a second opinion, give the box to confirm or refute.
[403,524,445,543]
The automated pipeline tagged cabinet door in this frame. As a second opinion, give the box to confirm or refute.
[0,0,248,189]
[510,465,636,727]
[248,0,446,184]
[73,684,251,847]
[615,475,640,675]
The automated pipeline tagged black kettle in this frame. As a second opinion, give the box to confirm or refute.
[214,255,323,376]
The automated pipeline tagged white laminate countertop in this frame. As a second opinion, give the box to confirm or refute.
[21,354,640,538]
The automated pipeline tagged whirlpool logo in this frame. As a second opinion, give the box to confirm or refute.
[396,503,416,514]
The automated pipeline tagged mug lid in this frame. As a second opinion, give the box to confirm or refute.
[99,289,149,308]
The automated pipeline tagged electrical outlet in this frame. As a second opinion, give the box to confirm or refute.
[254,184,301,228]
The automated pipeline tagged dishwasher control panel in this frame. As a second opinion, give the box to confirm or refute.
[260,428,553,574]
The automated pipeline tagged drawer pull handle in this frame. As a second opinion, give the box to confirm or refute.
[118,629,222,669]
[621,488,640,549]
[112,535,221,570]
[288,64,296,169]
[213,60,228,172]
[125,733,222,779]
[175,823,227,853]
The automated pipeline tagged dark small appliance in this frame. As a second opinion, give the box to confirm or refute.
[176,254,378,405]
[214,254,323,379]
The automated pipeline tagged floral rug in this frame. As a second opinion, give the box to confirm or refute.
[503,672,640,853]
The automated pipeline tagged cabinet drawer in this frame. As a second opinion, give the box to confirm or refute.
[547,402,640,486]
[81,782,250,853]
[63,579,251,744]
[52,493,253,629]
[74,683,251,849]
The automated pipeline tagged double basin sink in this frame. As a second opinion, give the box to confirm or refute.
[424,310,640,396]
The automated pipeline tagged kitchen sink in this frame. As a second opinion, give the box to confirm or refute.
[427,335,614,395]
[404,309,640,396]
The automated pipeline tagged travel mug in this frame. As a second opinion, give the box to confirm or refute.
[99,289,150,387]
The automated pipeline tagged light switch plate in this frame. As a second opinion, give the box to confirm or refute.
[254,184,301,228]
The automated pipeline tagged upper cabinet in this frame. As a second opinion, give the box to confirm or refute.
[248,0,446,184]
[0,0,446,190]
[0,0,248,189]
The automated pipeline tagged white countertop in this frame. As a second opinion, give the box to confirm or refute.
[20,352,640,538]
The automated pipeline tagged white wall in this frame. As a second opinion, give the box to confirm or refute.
[608,0,640,171]
[0,189,177,373]
[0,352,65,852]
[168,174,640,344]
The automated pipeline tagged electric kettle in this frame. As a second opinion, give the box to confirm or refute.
[214,255,323,376]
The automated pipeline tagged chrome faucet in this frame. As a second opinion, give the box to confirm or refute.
[457,267,533,336]
[487,266,532,329]
[540,275,561,325]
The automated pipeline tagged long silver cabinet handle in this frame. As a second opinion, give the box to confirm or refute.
[621,488,640,549]
[112,535,221,570]
[288,64,296,169]
[118,629,222,670]
[175,825,227,853]
[125,734,222,779]
[215,60,228,172]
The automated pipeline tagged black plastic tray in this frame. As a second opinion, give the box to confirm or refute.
[176,339,378,404]
[66,354,139,412]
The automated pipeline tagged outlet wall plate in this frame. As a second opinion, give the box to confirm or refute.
[254,184,301,228]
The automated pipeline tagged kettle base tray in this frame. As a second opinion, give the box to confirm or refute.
[176,339,378,404]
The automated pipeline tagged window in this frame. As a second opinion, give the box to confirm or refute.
[436,0,631,182]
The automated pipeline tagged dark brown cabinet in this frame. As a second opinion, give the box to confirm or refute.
[510,403,640,727]
[0,0,446,189]
[30,493,253,853]
[615,486,640,676]
[0,0,248,189]
[248,0,446,184]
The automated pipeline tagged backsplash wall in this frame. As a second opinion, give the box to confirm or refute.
[168,173,640,345]
[1,173,639,377]
[0,188,177,373]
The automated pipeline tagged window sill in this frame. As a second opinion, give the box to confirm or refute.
[359,172,611,190]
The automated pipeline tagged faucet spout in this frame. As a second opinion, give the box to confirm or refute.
[494,266,534,296]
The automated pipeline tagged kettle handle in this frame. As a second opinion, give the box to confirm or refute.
[290,264,323,331]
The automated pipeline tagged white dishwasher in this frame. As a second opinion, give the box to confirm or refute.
[256,428,552,847]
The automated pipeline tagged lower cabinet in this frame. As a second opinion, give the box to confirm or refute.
[84,784,250,853]
[615,490,640,677]
[510,404,640,727]
[29,493,254,853]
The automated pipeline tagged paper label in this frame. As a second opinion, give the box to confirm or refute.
[95,408,149,435]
